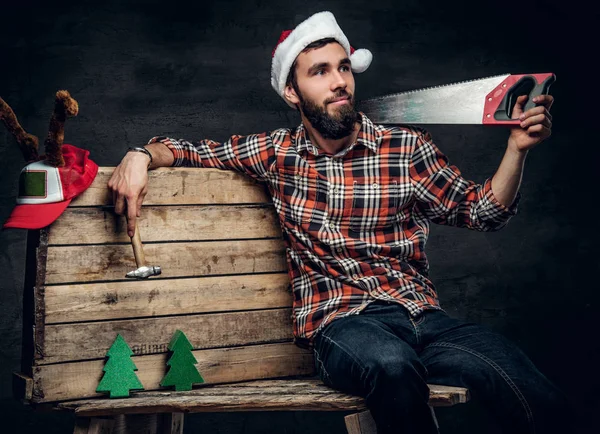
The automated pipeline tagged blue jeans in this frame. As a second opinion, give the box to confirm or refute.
[312,300,574,434]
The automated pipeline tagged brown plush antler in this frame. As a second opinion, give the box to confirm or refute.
[44,90,79,167]
[0,96,40,162]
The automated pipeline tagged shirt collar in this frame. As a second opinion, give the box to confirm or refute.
[294,112,381,157]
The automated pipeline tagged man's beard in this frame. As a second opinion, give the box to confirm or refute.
[298,90,358,140]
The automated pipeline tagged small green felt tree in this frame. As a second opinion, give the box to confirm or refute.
[96,334,144,398]
[160,330,205,391]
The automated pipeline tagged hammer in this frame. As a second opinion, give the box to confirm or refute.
[125,219,161,279]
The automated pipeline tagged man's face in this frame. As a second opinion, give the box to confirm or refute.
[287,42,358,140]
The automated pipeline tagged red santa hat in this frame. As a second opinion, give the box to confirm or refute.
[271,11,373,108]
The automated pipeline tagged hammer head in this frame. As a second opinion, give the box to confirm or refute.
[126,266,161,279]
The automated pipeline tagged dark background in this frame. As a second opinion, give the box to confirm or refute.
[0,0,597,432]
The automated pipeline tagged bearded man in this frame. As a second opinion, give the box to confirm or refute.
[108,11,574,434]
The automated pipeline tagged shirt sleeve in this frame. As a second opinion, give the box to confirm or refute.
[409,129,520,231]
[147,133,276,183]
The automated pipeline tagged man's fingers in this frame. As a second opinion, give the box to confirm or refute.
[511,95,529,119]
[127,200,138,238]
[107,153,150,236]
[521,105,552,119]
[517,95,554,120]
[114,194,126,215]
[136,192,146,218]
[533,94,554,110]
[543,107,552,122]
[520,113,552,130]
[526,124,551,139]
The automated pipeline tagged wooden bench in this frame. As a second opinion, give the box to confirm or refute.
[13,167,469,433]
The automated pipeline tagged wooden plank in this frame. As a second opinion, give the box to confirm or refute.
[33,343,314,403]
[428,383,470,406]
[21,230,41,376]
[55,380,469,416]
[34,230,49,361]
[45,273,291,324]
[57,379,362,415]
[48,205,282,245]
[70,168,271,207]
[345,410,377,434]
[45,239,287,284]
[12,372,33,401]
[40,308,294,364]
[222,381,466,407]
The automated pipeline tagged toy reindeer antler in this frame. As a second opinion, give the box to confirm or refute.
[0,96,40,162]
[1,90,79,166]
[44,90,79,167]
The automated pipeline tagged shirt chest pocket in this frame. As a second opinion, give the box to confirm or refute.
[350,178,399,230]
[277,168,318,224]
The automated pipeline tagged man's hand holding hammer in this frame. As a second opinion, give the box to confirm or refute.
[108,142,174,237]
[108,142,174,278]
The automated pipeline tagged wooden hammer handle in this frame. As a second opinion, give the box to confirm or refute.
[130,221,146,267]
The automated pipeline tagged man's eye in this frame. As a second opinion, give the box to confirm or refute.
[340,65,350,72]
[315,69,325,76]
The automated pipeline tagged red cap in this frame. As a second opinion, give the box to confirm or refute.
[3,144,98,230]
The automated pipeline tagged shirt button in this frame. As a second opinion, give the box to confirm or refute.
[329,223,335,229]
[333,187,339,194]
[372,183,379,189]
[336,247,343,253]
[352,274,359,280]
[295,173,301,179]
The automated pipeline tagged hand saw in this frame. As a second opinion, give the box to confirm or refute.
[357,73,556,125]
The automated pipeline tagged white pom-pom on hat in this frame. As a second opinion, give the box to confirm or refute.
[271,11,373,108]
[349,47,373,73]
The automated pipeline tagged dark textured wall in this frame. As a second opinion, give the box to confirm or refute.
[0,0,596,432]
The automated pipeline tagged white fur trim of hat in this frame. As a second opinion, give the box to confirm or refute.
[271,11,373,108]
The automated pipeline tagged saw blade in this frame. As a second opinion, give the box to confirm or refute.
[357,74,532,124]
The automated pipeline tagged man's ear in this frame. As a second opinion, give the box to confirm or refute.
[284,84,300,107]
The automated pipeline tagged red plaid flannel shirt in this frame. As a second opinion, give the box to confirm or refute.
[150,113,519,346]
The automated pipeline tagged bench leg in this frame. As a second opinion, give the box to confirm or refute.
[429,405,439,431]
[159,413,184,434]
[73,417,115,434]
[107,413,184,434]
[344,410,377,434]
[344,406,439,434]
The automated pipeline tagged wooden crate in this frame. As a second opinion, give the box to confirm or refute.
[18,167,315,404]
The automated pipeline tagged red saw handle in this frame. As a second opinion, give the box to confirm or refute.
[482,73,556,125]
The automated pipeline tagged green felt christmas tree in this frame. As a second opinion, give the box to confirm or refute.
[96,334,144,398]
[160,330,205,391]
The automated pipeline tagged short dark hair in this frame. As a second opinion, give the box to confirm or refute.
[285,37,340,95]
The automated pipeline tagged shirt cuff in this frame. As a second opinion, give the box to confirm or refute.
[147,136,185,167]
[481,178,520,218]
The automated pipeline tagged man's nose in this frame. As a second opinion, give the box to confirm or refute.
[330,70,348,91]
